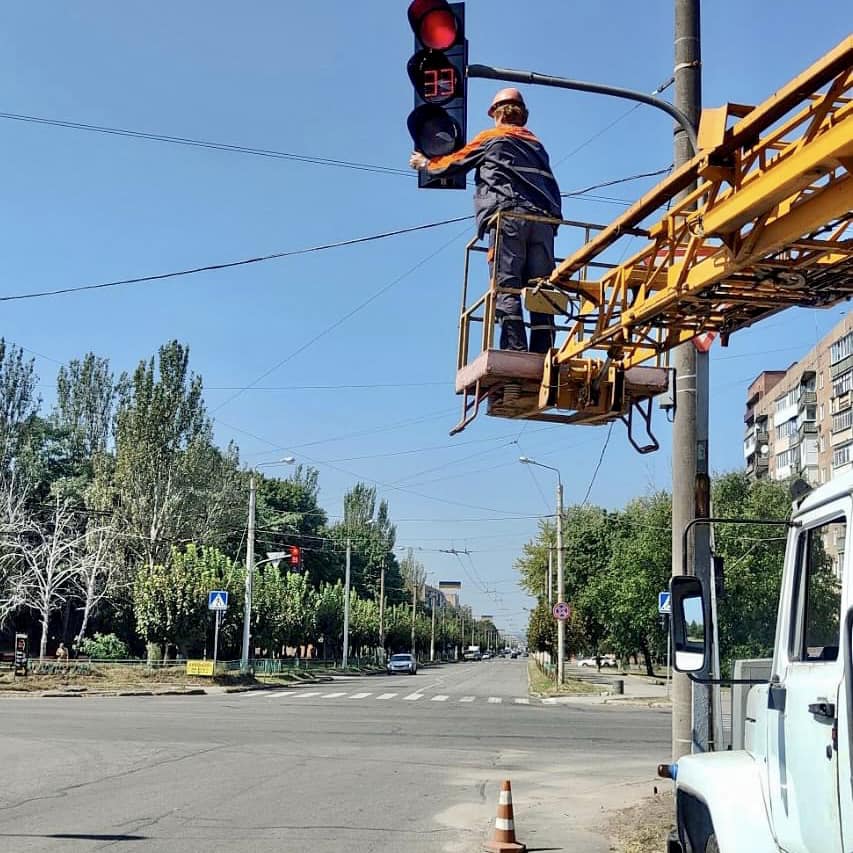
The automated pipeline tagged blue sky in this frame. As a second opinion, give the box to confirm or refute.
[1,2,849,634]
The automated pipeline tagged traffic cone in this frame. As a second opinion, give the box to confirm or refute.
[484,779,526,852]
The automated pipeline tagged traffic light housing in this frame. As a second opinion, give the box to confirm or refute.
[406,0,467,189]
[289,545,301,568]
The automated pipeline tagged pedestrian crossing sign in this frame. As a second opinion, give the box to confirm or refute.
[658,591,671,614]
[208,590,229,611]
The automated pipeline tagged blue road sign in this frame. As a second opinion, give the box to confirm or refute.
[208,590,229,611]
[658,591,671,614]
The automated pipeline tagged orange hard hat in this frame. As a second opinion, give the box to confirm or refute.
[488,87,526,117]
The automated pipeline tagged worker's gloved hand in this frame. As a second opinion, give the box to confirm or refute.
[409,152,429,170]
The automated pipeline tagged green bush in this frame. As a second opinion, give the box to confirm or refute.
[78,633,131,660]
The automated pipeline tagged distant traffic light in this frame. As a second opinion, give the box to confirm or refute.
[289,545,301,567]
[406,0,467,189]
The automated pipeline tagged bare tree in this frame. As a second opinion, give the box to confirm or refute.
[1,498,104,659]
[0,477,29,627]
[74,524,120,645]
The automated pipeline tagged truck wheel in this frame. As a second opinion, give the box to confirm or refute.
[705,835,719,853]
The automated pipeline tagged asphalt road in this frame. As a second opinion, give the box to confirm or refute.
[0,660,670,852]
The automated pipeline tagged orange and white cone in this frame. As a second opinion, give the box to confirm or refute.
[484,779,526,852]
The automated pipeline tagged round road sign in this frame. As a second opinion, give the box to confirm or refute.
[552,601,571,621]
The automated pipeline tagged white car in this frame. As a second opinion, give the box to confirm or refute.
[577,655,617,668]
[387,653,417,675]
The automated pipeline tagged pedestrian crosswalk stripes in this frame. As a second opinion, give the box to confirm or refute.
[258,688,550,706]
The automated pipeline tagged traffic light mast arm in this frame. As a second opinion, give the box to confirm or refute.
[467,63,698,154]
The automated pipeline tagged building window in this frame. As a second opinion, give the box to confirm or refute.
[833,371,853,398]
[776,419,797,440]
[820,404,825,421]
[833,410,853,433]
[833,444,851,468]
[777,448,799,469]
[819,436,826,452]
[831,333,853,365]
[821,468,827,483]
[775,388,798,412]
[819,373,825,391]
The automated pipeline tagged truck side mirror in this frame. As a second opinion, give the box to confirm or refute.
[671,576,707,673]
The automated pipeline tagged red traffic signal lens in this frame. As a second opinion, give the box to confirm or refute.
[408,0,458,50]
[407,103,463,158]
[290,546,301,565]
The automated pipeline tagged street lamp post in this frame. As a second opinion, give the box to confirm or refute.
[241,457,295,673]
[519,456,565,684]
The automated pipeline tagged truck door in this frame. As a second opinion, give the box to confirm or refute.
[767,508,846,853]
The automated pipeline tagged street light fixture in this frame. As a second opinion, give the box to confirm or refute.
[241,456,296,673]
[518,455,566,684]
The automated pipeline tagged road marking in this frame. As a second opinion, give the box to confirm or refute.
[541,698,558,705]
[459,696,475,703]
[403,693,424,701]
[376,693,397,700]
[488,697,502,704]
[349,692,372,699]
[431,694,449,702]
[321,692,346,699]
[514,697,529,705]
[286,691,321,699]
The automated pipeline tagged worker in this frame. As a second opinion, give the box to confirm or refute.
[409,87,562,353]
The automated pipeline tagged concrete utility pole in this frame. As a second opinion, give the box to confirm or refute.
[378,557,386,658]
[555,480,565,685]
[430,599,436,662]
[519,456,565,683]
[671,0,708,760]
[411,568,418,655]
[240,475,257,673]
[343,538,352,668]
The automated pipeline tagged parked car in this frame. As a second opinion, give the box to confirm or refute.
[387,653,417,675]
[482,652,492,660]
[510,651,518,659]
[577,655,617,668]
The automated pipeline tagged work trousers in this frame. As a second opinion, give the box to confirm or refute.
[489,213,557,353]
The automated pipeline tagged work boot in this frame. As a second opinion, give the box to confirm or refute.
[499,318,528,352]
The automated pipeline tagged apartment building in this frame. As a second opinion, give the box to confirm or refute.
[745,313,853,487]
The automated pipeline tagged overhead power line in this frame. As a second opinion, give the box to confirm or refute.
[0,110,414,177]
[0,216,472,304]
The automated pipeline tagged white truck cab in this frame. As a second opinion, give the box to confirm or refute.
[667,471,852,853]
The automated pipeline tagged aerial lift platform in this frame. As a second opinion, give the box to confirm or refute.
[453,36,852,451]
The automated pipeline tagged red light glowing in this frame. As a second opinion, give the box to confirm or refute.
[419,9,457,49]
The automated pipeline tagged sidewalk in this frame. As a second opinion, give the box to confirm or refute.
[547,666,672,706]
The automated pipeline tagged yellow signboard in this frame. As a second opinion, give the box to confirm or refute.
[186,659,214,676]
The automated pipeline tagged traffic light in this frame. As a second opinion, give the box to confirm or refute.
[289,545,301,568]
[406,0,467,189]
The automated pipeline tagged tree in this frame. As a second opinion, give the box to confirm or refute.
[527,598,556,654]
[330,483,402,601]
[0,498,107,659]
[53,353,121,459]
[712,472,793,669]
[0,339,39,477]
[602,492,672,674]
[315,581,344,659]
[133,544,242,658]
[110,341,212,568]
[73,525,121,644]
